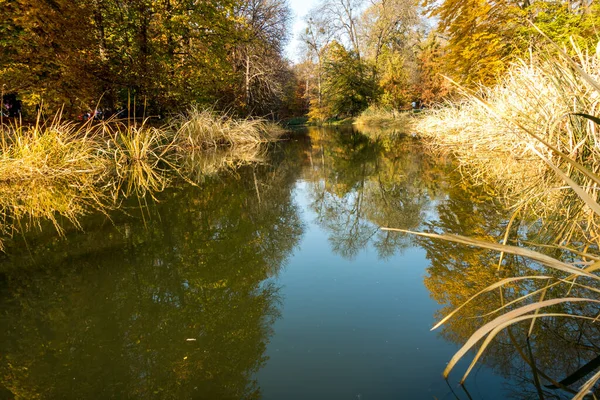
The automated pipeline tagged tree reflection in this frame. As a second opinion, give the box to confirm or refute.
[418,171,600,398]
[304,126,450,259]
[0,153,304,399]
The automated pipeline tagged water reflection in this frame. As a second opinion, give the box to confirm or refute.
[304,126,451,259]
[2,126,597,399]
[416,155,600,398]
[0,152,304,399]
[300,126,600,398]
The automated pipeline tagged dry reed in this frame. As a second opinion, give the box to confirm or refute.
[416,43,600,245]
[0,107,283,246]
[355,106,413,130]
[384,39,600,398]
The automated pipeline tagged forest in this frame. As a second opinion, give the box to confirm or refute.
[2,0,599,121]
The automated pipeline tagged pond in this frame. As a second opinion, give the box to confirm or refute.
[0,126,586,399]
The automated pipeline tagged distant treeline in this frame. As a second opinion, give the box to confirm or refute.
[2,0,599,121]
[0,0,306,118]
[295,0,600,122]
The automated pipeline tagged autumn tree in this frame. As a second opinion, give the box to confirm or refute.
[300,12,335,118]
[415,34,453,105]
[0,0,295,117]
[423,0,600,86]
[233,0,292,115]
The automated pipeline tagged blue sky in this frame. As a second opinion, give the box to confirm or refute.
[285,0,319,62]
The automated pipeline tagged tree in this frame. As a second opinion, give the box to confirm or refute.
[422,0,600,86]
[415,34,453,105]
[0,0,295,116]
[319,41,378,118]
[300,0,423,114]
[300,12,335,117]
[359,0,418,67]
[317,0,364,59]
[232,0,292,115]
[421,0,520,86]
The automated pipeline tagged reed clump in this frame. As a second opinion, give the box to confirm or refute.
[0,108,283,245]
[109,122,176,197]
[171,107,284,150]
[416,42,600,243]
[0,117,110,184]
[355,106,413,129]
[384,39,600,398]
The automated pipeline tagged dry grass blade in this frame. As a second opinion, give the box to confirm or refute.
[380,228,597,278]
[530,22,600,94]
[442,299,600,379]
[477,272,600,321]
[430,276,552,331]
[573,369,600,400]
[497,208,523,271]
[527,281,549,338]
[530,145,600,216]
[460,313,599,384]
[461,81,600,189]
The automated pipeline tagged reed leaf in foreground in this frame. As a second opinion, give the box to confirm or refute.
[380,228,597,279]
[426,276,553,331]
[404,36,600,397]
[458,312,600,384]
[573,370,600,400]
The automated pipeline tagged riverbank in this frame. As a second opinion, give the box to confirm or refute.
[289,107,414,132]
[412,45,600,246]
[0,108,284,247]
[355,107,415,130]
[398,44,600,397]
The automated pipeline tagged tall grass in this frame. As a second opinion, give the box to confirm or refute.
[110,122,175,197]
[416,42,600,245]
[0,108,283,245]
[171,107,283,150]
[387,40,600,398]
[355,106,413,129]
[169,107,282,183]
[0,117,109,184]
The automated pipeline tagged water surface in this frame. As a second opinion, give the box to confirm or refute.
[0,126,572,399]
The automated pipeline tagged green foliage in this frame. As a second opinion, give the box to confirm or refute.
[518,1,600,52]
[302,0,421,118]
[376,48,414,109]
[320,42,378,118]
[422,0,518,86]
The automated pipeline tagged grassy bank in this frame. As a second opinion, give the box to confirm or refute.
[397,42,600,396]
[415,44,600,245]
[355,106,414,130]
[0,108,283,245]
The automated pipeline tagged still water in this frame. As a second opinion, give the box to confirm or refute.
[0,127,575,399]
